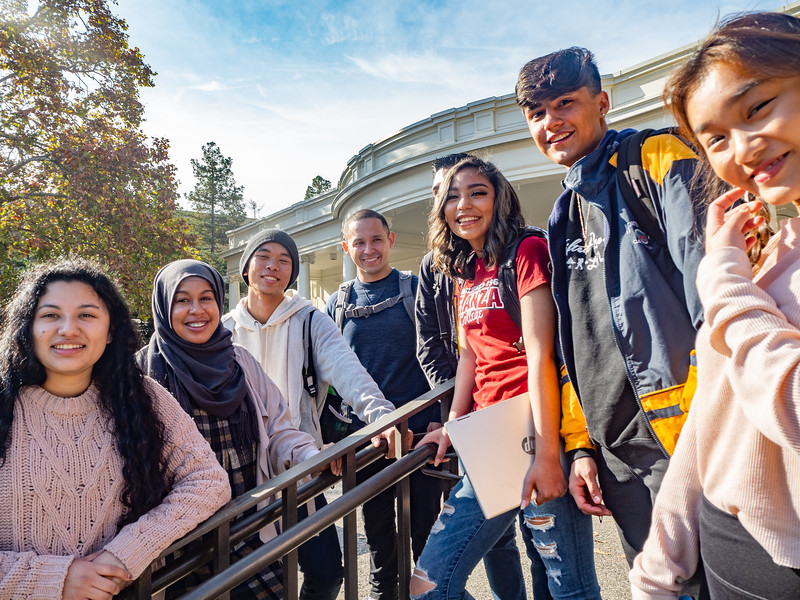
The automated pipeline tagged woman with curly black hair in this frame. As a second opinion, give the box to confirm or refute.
[0,257,230,599]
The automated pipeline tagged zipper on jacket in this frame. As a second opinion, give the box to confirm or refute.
[548,214,579,408]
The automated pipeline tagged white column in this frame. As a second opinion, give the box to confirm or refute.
[227,276,241,311]
[298,254,314,299]
[343,253,356,281]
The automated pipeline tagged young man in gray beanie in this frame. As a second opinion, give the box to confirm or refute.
[222,228,398,600]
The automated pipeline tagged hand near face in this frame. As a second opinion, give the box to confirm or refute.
[705,188,765,255]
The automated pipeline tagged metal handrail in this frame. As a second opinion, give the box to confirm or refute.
[123,378,454,600]
[145,444,388,596]
[181,444,438,599]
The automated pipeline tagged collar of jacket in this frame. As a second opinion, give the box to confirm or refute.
[562,129,637,202]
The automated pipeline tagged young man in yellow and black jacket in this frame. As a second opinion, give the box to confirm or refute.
[516,47,704,566]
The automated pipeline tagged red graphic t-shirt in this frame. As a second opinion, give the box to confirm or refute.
[459,236,551,409]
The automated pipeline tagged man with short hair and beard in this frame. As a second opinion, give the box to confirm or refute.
[326,210,441,600]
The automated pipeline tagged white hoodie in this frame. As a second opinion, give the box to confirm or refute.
[222,291,395,447]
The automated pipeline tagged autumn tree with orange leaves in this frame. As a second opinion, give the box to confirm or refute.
[0,0,196,315]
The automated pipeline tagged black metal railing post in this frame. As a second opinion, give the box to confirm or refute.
[282,482,299,598]
[133,566,151,600]
[396,421,412,600]
[179,444,438,600]
[211,521,230,600]
[342,448,359,600]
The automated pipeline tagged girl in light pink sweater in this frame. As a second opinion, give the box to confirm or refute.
[0,258,231,600]
[630,12,800,600]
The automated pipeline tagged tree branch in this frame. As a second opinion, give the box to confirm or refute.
[17,5,45,34]
[1,154,52,177]
[11,192,68,199]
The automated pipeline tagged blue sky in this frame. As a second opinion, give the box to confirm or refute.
[115,0,784,216]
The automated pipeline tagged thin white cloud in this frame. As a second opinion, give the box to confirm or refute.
[320,13,376,45]
[347,51,461,85]
[116,0,786,216]
[191,81,228,92]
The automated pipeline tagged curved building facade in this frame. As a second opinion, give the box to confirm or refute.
[222,2,800,309]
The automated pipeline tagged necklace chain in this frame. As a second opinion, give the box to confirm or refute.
[578,196,592,254]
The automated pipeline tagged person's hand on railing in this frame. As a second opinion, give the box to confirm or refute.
[91,551,132,589]
[371,427,412,460]
[63,551,131,600]
[318,443,343,476]
[415,426,451,466]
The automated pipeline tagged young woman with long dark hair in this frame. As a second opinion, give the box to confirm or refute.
[409,157,600,600]
[0,257,230,599]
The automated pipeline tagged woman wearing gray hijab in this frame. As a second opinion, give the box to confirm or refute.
[139,259,329,599]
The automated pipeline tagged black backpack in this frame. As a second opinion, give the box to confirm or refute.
[332,269,416,330]
[615,127,679,250]
[302,269,416,407]
[300,309,353,443]
[496,226,548,331]
[321,269,416,442]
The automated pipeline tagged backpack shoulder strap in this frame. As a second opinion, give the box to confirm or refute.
[334,279,355,332]
[337,270,416,323]
[398,270,416,326]
[301,309,317,400]
[616,128,670,248]
[497,227,547,331]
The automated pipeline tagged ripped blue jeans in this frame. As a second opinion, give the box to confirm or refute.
[410,473,600,600]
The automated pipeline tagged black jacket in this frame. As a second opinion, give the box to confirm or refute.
[415,251,458,387]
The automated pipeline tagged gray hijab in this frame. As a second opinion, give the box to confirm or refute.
[141,259,256,445]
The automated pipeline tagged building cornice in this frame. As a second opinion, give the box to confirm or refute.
[227,0,800,263]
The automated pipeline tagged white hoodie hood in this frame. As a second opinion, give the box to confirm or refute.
[223,291,395,448]
[223,291,319,442]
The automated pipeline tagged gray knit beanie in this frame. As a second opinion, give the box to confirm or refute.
[240,229,300,290]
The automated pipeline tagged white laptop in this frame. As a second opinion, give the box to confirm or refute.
[444,392,536,519]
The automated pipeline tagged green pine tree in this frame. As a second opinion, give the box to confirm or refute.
[187,142,247,270]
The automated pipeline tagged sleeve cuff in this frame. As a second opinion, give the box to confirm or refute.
[568,447,596,462]
[696,246,752,306]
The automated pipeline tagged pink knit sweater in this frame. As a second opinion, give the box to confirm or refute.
[630,217,800,598]
[0,378,231,598]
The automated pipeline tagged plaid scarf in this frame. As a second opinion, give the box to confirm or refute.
[166,408,282,600]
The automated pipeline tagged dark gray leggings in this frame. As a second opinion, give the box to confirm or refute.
[700,496,800,600]
[595,443,669,564]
